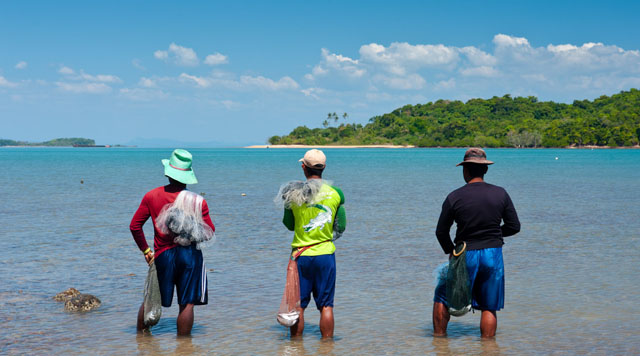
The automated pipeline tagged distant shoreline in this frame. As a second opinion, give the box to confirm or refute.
[245,144,416,149]
[245,144,640,149]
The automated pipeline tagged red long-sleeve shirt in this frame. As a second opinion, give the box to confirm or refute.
[130,184,215,257]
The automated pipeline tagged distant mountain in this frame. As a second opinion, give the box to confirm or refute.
[0,137,95,146]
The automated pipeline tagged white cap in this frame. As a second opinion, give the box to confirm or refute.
[299,149,326,169]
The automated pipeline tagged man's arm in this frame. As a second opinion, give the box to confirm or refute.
[202,200,216,232]
[130,195,151,252]
[435,198,455,254]
[332,186,346,233]
[282,208,295,231]
[501,192,520,237]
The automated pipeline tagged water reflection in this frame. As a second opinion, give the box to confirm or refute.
[431,335,502,355]
[278,338,335,356]
[135,334,203,355]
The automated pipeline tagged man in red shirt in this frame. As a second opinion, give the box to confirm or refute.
[130,149,215,335]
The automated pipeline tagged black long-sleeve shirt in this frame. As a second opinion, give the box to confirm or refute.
[435,182,520,254]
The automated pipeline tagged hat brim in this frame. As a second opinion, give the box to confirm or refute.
[456,160,494,166]
[299,158,325,169]
[162,159,198,184]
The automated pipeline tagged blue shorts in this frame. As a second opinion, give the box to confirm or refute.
[434,247,504,311]
[155,245,208,307]
[297,254,336,310]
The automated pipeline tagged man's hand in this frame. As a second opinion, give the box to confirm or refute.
[144,251,155,265]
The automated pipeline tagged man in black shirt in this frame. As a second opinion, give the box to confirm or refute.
[433,148,520,338]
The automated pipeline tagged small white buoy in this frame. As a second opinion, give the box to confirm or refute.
[555,157,558,160]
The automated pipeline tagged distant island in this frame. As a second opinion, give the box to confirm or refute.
[268,89,640,148]
[1,137,100,147]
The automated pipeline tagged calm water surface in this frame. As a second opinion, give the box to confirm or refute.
[1,148,639,355]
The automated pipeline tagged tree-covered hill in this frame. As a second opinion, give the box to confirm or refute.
[0,137,95,146]
[269,89,640,147]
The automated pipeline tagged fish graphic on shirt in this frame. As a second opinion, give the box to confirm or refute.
[303,204,332,232]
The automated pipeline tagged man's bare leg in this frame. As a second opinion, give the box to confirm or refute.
[319,306,334,338]
[480,310,497,338]
[137,303,147,332]
[290,307,305,337]
[432,302,450,336]
[177,304,194,336]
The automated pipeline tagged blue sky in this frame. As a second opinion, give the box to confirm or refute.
[1,1,639,145]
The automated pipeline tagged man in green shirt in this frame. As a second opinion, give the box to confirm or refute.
[280,149,346,338]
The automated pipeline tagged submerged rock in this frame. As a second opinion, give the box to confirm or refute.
[64,294,101,312]
[54,288,101,312]
[53,288,80,302]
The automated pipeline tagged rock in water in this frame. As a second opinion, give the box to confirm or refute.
[64,294,101,312]
[53,288,80,302]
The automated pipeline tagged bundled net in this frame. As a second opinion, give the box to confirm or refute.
[143,261,162,326]
[274,179,325,209]
[274,179,341,241]
[276,256,301,326]
[445,243,472,316]
[155,190,215,249]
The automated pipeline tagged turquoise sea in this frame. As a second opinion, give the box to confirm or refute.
[1,147,639,355]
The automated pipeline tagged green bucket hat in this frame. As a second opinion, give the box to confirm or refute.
[162,149,198,185]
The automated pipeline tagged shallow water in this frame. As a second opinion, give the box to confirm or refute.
[1,147,639,355]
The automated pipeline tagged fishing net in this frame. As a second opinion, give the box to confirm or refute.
[446,243,472,316]
[274,179,326,209]
[143,261,162,326]
[276,256,301,327]
[155,190,215,249]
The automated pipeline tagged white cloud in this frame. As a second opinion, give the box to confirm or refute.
[459,47,496,66]
[374,73,426,90]
[59,66,75,75]
[178,72,299,91]
[119,88,168,101]
[307,48,365,81]
[0,76,18,87]
[55,82,112,94]
[154,50,168,60]
[493,34,530,47]
[58,66,121,83]
[301,87,326,99]
[360,42,459,75]
[132,59,146,70]
[434,78,456,90]
[204,53,228,66]
[460,66,500,77]
[179,73,211,88]
[15,61,27,69]
[301,34,640,99]
[221,100,238,109]
[138,77,156,88]
[78,72,122,83]
[155,43,199,66]
[239,75,299,90]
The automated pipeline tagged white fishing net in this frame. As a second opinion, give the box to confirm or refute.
[274,179,326,208]
[143,261,162,327]
[155,190,215,249]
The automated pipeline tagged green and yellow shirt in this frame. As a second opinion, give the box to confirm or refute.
[282,182,346,256]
